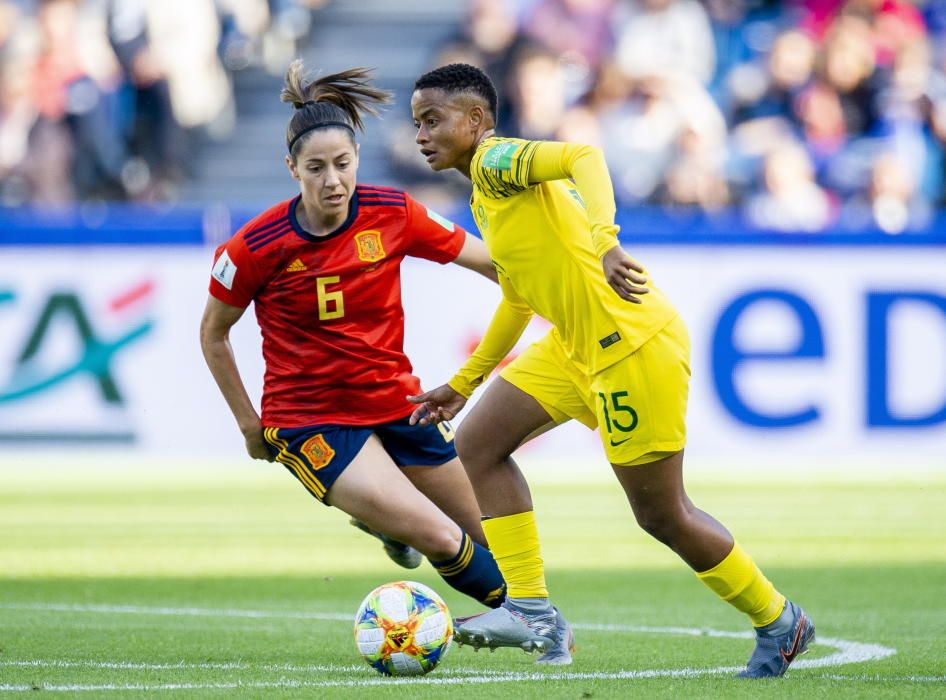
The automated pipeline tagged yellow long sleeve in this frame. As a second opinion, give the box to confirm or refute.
[448,277,533,398]
[526,141,621,259]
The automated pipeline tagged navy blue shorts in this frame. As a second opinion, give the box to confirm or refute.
[262,416,458,505]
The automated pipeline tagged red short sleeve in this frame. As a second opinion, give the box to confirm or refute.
[403,193,467,264]
[208,237,264,308]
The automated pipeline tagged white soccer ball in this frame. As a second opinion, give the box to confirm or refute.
[353,580,453,676]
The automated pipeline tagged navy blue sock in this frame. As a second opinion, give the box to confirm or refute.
[430,531,506,608]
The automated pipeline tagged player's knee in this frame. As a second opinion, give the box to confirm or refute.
[455,429,485,469]
[414,524,463,562]
[455,425,507,470]
[633,506,680,545]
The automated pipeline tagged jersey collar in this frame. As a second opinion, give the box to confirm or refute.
[287,192,360,243]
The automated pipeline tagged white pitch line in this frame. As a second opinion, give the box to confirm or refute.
[0,635,890,676]
[0,601,898,692]
[818,674,946,683]
[0,602,351,622]
[0,660,364,673]
[1,666,936,694]
[0,660,506,678]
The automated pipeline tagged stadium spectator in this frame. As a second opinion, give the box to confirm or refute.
[796,81,848,169]
[0,3,33,204]
[747,141,834,231]
[875,37,946,202]
[702,0,770,101]
[728,29,816,130]
[0,0,326,204]
[505,47,568,140]
[216,0,271,71]
[845,0,927,69]
[105,0,230,199]
[522,0,616,70]
[794,0,845,40]
[842,150,932,233]
[613,0,717,85]
[461,0,524,87]
[555,103,604,146]
[0,53,43,205]
[660,122,731,210]
[595,72,726,206]
[29,0,127,201]
[821,14,881,138]
[5,0,946,233]
[0,0,19,52]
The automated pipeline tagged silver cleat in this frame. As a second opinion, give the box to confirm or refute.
[455,602,559,654]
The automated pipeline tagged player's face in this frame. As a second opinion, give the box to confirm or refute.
[286,128,359,221]
[411,89,481,173]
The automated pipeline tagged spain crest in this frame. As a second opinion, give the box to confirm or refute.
[300,434,335,470]
[354,230,386,263]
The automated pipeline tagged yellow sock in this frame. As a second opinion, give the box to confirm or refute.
[696,541,786,627]
[481,511,548,599]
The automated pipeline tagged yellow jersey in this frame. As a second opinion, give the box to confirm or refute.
[458,136,677,385]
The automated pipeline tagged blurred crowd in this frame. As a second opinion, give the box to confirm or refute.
[400,0,946,234]
[4,0,946,234]
[0,0,325,205]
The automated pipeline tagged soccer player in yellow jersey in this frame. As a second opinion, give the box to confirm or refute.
[406,64,815,678]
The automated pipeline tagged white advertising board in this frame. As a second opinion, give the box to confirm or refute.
[0,244,943,471]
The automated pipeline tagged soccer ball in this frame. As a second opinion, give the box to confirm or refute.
[353,580,453,676]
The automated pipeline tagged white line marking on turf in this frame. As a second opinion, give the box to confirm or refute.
[0,660,364,673]
[819,675,946,683]
[0,602,352,621]
[0,660,504,678]
[0,602,899,691]
[2,667,937,693]
[6,670,934,694]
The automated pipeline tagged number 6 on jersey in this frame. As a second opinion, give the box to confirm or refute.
[317,275,345,320]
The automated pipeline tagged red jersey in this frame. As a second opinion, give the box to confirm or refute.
[209,185,467,427]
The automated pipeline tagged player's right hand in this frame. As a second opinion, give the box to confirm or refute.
[407,384,467,426]
[243,425,274,462]
[601,246,649,303]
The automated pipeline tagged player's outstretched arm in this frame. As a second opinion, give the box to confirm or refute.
[452,232,498,282]
[409,281,532,425]
[526,141,649,302]
[199,296,273,462]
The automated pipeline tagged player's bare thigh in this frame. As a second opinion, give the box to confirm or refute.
[455,377,556,467]
[328,434,462,561]
[402,458,487,546]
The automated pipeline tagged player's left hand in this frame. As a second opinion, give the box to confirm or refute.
[602,246,649,303]
[407,384,467,426]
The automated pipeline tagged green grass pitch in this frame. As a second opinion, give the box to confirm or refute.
[1,460,943,698]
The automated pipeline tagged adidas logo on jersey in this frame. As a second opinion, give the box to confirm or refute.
[286,258,307,272]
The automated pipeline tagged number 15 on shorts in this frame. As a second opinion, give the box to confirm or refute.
[599,390,638,444]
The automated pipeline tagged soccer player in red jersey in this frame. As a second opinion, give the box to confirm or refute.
[198,62,512,617]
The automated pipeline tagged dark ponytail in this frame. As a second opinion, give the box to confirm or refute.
[281,60,392,158]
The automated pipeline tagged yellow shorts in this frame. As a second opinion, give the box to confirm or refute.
[500,315,690,466]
